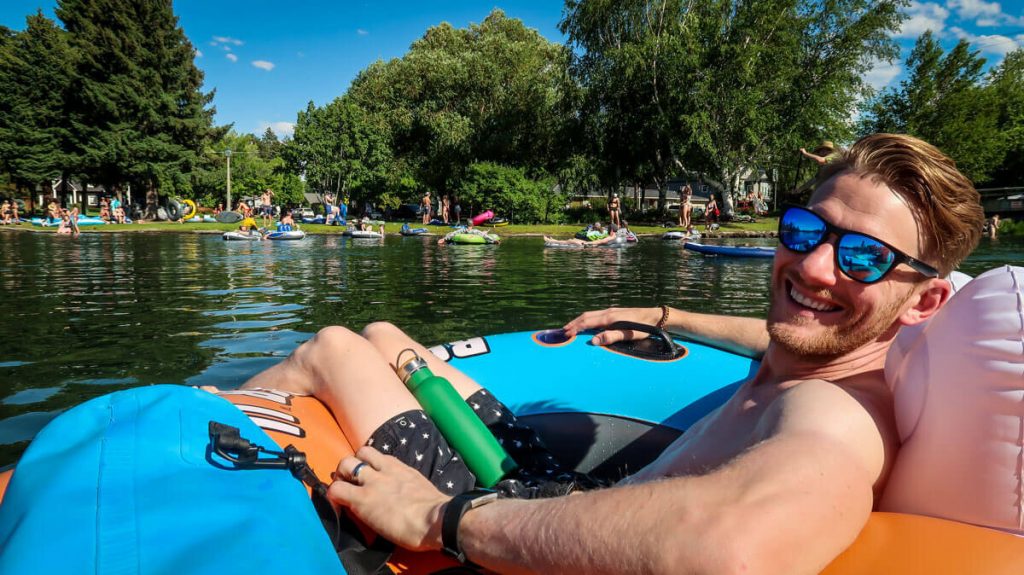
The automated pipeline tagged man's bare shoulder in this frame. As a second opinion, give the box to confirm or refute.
[766,376,896,488]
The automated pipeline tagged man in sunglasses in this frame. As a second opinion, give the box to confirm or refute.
[247,133,984,574]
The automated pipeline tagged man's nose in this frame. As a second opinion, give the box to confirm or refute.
[795,240,840,286]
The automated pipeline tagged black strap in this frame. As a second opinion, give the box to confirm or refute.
[605,321,686,360]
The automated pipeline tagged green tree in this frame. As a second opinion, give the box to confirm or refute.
[56,0,216,200]
[345,10,569,201]
[562,0,906,212]
[0,12,74,205]
[457,162,552,222]
[861,32,1004,182]
[985,50,1024,186]
[288,97,392,207]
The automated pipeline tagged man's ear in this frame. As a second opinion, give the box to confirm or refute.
[900,278,953,326]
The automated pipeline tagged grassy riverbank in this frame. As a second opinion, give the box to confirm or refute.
[2,218,780,238]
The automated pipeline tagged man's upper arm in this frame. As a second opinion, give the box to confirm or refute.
[716,382,885,573]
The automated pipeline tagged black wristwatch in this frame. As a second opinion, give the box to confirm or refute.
[441,488,499,563]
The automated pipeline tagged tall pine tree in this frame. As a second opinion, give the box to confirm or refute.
[56,0,215,201]
[0,12,74,205]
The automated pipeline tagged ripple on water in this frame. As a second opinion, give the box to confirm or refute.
[3,387,63,405]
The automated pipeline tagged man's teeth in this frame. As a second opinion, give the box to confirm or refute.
[790,287,838,312]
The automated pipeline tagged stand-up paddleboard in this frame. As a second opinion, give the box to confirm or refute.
[684,242,776,258]
[215,211,244,224]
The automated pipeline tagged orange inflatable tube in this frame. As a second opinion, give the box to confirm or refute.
[215,389,460,574]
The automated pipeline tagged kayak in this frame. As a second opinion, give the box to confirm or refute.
[222,230,262,241]
[683,242,776,258]
[265,230,306,241]
[1,313,1022,573]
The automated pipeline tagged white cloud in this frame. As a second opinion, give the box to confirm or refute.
[950,27,1022,55]
[947,0,1001,20]
[898,2,950,38]
[212,36,244,46]
[948,0,1024,26]
[259,121,295,138]
[864,59,903,90]
[252,60,275,71]
[226,53,238,63]
[357,28,369,36]
[195,49,203,58]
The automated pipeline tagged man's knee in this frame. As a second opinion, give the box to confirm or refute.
[300,325,362,359]
[361,321,405,344]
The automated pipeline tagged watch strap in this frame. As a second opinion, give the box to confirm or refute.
[441,489,498,563]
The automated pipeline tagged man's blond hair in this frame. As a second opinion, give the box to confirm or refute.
[819,133,984,276]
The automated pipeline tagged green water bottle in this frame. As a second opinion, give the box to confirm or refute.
[397,350,517,487]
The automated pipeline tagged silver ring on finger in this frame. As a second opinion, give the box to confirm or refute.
[351,461,368,481]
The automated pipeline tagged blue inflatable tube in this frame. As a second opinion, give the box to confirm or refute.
[0,327,756,573]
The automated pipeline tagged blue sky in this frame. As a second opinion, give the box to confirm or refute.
[1,1,1022,138]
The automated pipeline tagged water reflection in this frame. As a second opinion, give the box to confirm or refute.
[0,230,1019,466]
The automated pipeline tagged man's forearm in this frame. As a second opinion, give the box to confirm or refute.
[665,307,768,359]
[458,482,710,575]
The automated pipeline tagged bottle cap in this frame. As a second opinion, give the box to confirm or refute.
[397,355,429,383]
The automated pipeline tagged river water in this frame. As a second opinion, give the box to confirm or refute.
[0,230,1020,466]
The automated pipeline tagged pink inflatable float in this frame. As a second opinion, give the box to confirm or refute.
[471,210,494,226]
[882,265,1024,534]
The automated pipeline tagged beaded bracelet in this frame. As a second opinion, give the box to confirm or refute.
[656,304,670,330]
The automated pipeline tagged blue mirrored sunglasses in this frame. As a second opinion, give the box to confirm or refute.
[778,206,939,284]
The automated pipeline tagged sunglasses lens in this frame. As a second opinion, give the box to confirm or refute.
[837,234,896,283]
[780,208,826,252]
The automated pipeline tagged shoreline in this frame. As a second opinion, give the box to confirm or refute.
[0,221,779,239]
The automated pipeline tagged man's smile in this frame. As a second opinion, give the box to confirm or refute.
[786,279,842,313]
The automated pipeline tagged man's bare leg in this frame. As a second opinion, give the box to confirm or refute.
[240,326,420,446]
[361,321,484,399]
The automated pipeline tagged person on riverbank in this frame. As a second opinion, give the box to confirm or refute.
[989,214,1001,239]
[0,200,11,225]
[98,197,111,222]
[56,208,80,237]
[704,193,719,231]
[47,199,60,223]
[260,188,275,229]
[228,133,982,574]
[112,201,126,224]
[452,199,462,225]
[421,192,432,226]
[440,195,450,224]
[678,185,694,232]
[608,193,621,227]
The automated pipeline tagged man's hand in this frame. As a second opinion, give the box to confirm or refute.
[562,307,662,345]
[327,446,450,552]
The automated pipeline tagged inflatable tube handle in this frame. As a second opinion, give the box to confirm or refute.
[606,321,683,360]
